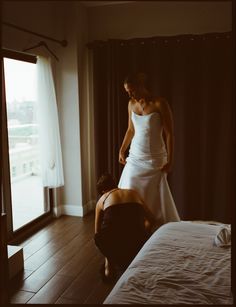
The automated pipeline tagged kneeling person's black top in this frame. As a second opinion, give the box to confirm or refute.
[94,202,150,270]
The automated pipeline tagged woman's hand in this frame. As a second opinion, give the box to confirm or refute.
[144,218,159,234]
[119,150,126,165]
[160,161,172,173]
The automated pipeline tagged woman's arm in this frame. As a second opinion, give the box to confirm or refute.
[132,189,158,228]
[95,199,104,234]
[157,98,174,173]
[140,201,158,227]
[140,201,159,233]
[119,100,135,165]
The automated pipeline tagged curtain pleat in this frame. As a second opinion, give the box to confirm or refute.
[36,56,64,188]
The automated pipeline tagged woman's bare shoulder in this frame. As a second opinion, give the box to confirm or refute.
[97,193,106,207]
[126,188,141,197]
[153,96,169,110]
[128,98,136,107]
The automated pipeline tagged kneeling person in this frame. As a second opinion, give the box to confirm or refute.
[94,173,157,281]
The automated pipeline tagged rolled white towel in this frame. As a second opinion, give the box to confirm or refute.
[214,225,231,247]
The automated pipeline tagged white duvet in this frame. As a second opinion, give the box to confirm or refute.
[104,221,233,304]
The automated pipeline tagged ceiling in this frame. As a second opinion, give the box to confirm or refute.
[80,1,135,7]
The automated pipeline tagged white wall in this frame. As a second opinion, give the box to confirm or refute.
[55,3,84,217]
[87,1,232,41]
[2,1,66,52]
[55,2,97,216]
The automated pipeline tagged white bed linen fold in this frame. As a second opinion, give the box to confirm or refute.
[104,221,232,305]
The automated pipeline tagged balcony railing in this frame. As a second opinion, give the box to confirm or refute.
[7,124,45,230]
[8,124,41,182]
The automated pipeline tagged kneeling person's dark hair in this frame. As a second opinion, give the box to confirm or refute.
[97,173,117,195]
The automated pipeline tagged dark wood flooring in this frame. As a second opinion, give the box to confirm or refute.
[9,213,117,304]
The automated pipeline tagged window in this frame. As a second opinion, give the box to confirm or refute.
[4,57,48,231]
[23,163,27,174]
[12,166,16,177]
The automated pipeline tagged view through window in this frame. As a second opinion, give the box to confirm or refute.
[4,58,47,230]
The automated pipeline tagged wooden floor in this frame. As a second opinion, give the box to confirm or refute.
[9,213,117,304]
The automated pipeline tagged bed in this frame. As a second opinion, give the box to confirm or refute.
[104,221,233,304]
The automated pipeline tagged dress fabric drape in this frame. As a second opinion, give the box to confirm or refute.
[118,111,180,223]
[89,32,233,223]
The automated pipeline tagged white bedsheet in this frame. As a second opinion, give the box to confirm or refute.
[104,221,233,304]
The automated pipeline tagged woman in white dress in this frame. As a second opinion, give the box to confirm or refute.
[118,73,180,225]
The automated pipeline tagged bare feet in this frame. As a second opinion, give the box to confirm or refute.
[104,258,116,280]
[99,258,116,282]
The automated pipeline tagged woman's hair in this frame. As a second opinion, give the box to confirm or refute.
[96,173,117,195]
[124,72,148,87]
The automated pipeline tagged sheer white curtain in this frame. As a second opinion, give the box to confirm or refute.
[36,56,64,188]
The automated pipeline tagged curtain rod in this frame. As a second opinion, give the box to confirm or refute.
[87,32,232,49]
[3,21,68,47]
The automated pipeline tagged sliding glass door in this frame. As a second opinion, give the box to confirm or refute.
[3,55,51,233]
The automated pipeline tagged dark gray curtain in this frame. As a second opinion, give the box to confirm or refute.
[88,32,233,223]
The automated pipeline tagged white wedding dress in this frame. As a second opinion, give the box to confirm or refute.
[118,111,180,224]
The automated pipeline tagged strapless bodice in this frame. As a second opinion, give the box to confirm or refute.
[130,111,166,160]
